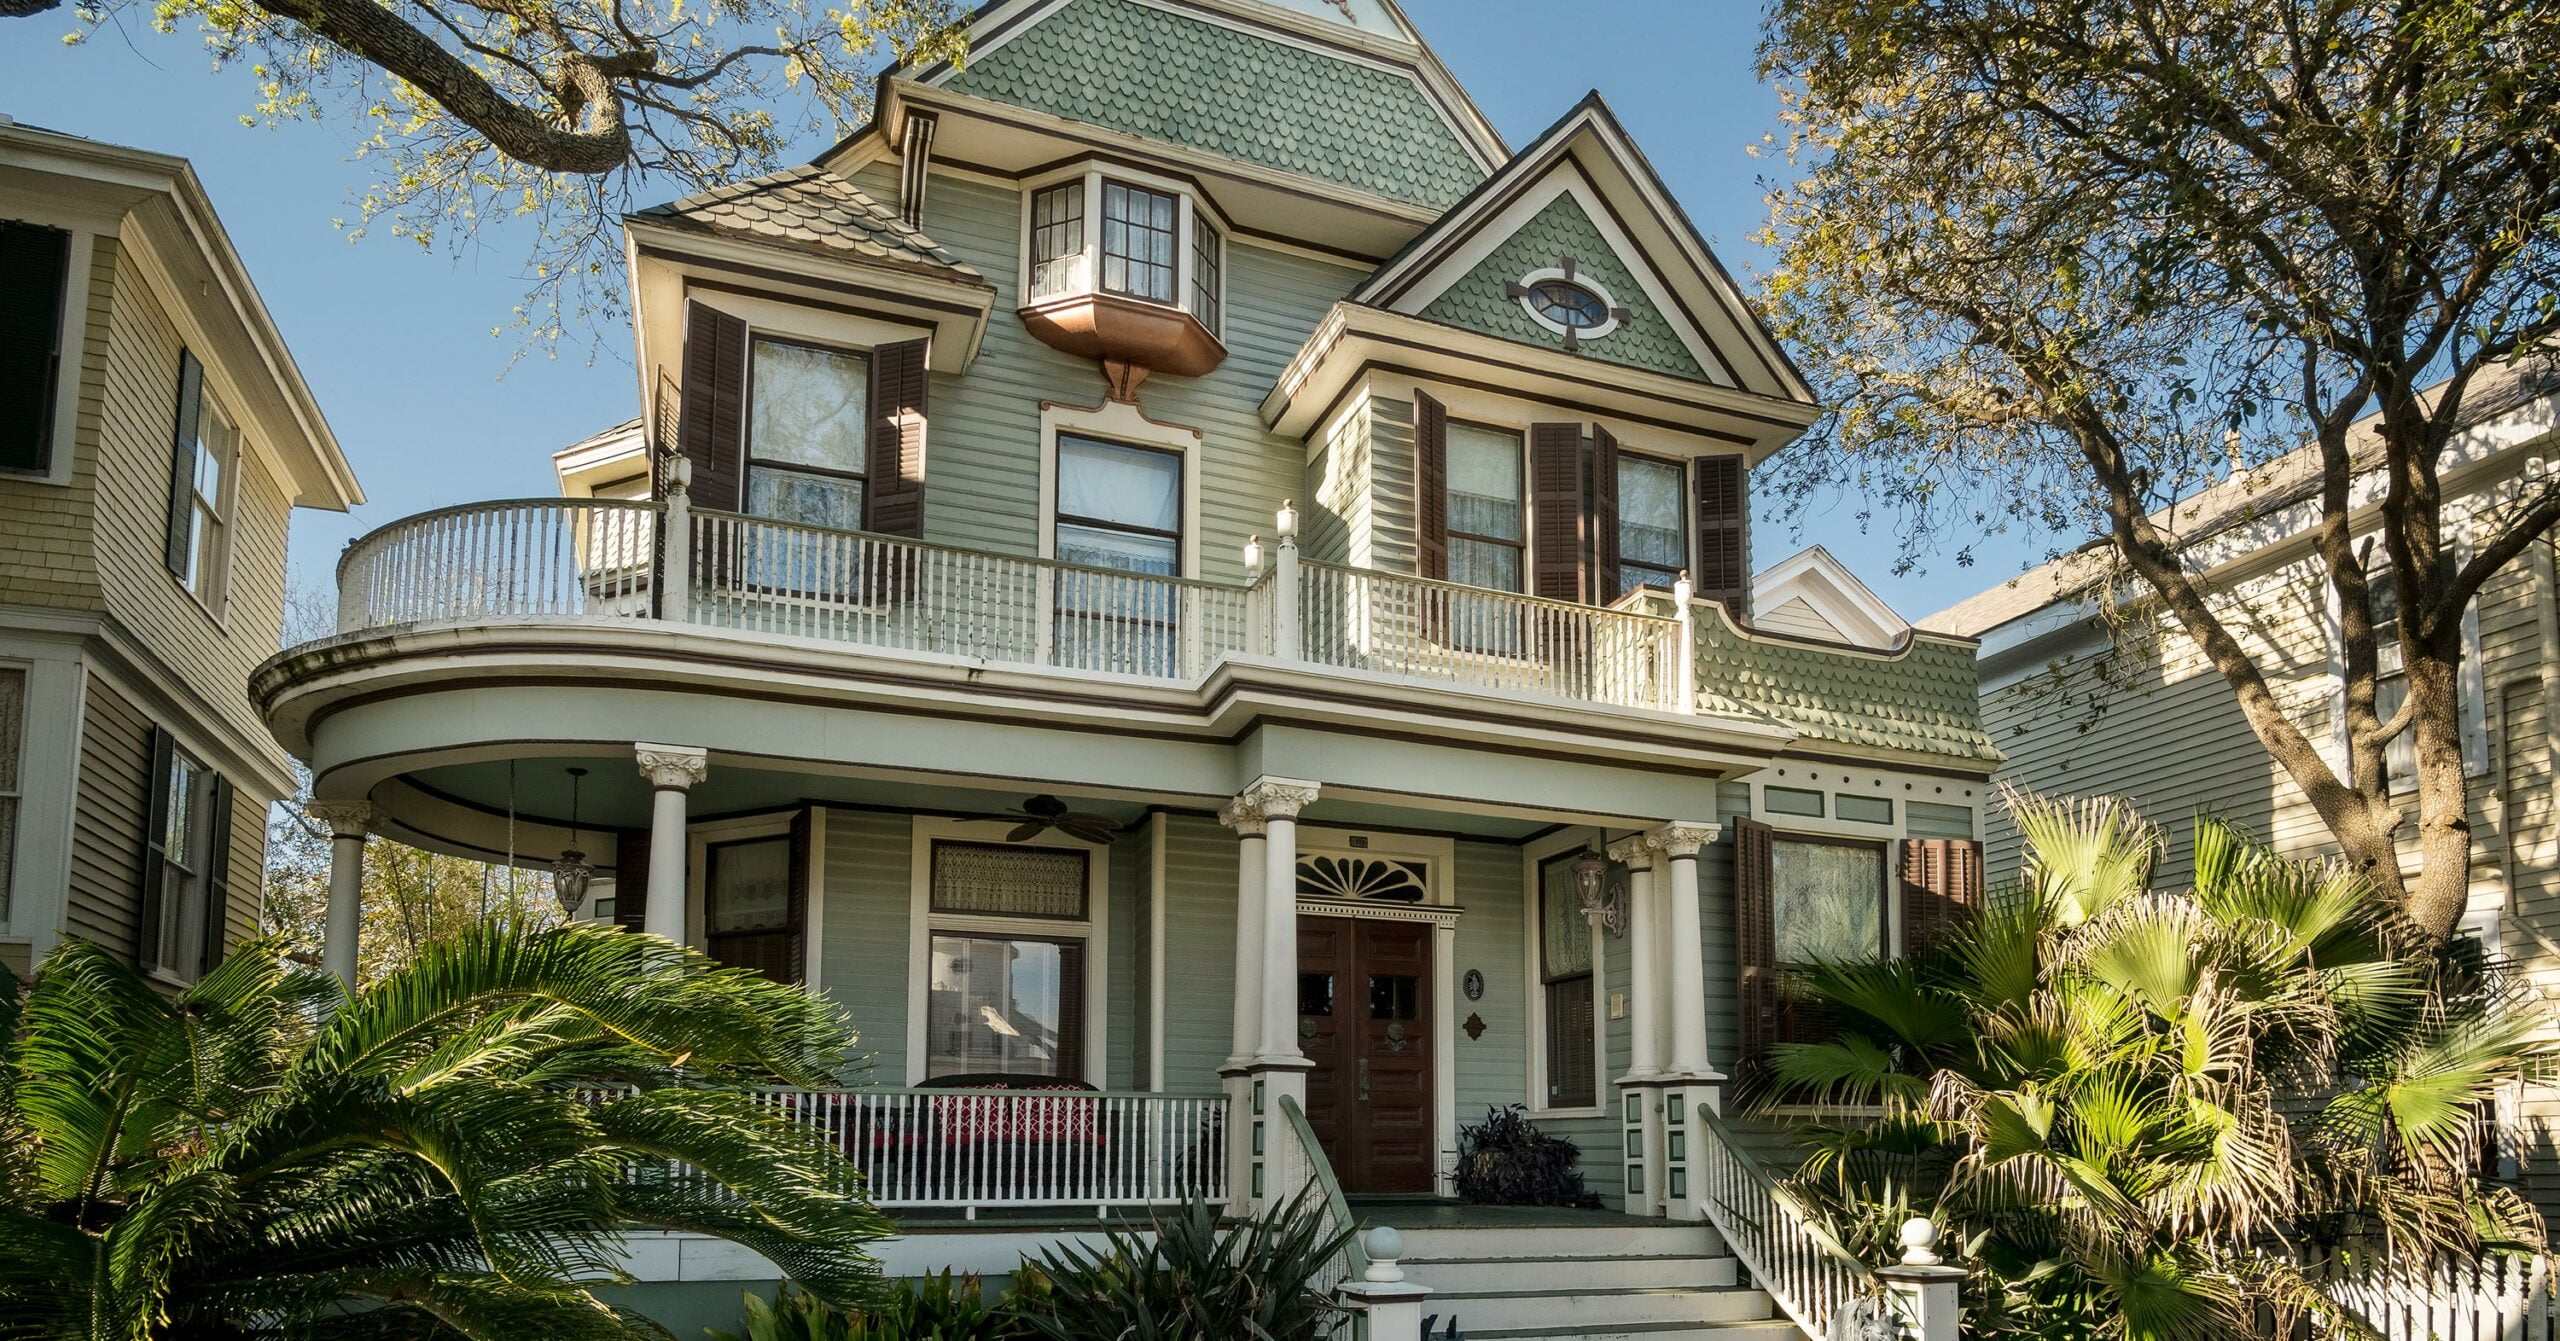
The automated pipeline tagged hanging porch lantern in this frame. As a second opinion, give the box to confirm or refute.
[552,766,594,917]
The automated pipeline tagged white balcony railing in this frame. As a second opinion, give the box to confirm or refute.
[329,496,1696,715]
[644,1087,1228,1216]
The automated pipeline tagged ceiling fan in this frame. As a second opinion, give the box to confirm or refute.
[1004,794,1117,845]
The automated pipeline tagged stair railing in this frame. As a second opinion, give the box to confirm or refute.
[1273,1093,1371,1304]
[1694,1099,1882,1339]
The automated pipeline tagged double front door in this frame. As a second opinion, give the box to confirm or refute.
[1298,917,1434,1193]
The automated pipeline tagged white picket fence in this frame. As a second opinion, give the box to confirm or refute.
[2323,1256,2558,1341]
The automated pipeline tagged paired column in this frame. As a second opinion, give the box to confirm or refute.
[306,800,380,990]
[1251,778,1319,1065]
[1609,833,1667,1216]
[635,744,709,943]
[1222,775,1319,1211]
[1649,820,1722,1224]
[1219,798,1269,1070]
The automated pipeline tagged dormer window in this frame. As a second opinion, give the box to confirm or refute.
[1018,165,1229,382]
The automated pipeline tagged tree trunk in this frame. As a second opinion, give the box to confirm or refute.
[2402,647,2475,938]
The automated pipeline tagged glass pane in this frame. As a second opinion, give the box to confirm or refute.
[1448,537,1522,594]
[749,339,869,474]
[748,467,864,531]
[928,934,1079,1077]
[1057,436,1180,533]
[1618,562,1682,597]
[1539,855,1592,977]
[746,469,865,590]
[1055,523,1177,581]
[1369,974,1419,1021]
[930,843,1089,919]
[708,837,791,934]
[1772,840,1885,965]
[164,754,202,867]
[2379,672,2415,791]
[1100,182,1177,303]
[1300,972,1335,1017]
[1619,455,1685,571]
[1446,423,1523,542]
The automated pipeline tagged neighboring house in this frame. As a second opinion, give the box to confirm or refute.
[1925,356,2560,1230]
[0,117,361,985]
[251,1,1995,1331]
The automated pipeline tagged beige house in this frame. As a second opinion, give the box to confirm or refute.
[1926,356,2560,1226]
[0,118,362,982]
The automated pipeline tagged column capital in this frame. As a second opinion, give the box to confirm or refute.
[305,800,381,839]
[1219,797,1269,838]
[635,743,709,790]
[1238,776,1319,820]
[1646,821,1721,858]
[1605,833,1656,867]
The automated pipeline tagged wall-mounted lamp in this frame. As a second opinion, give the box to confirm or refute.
[1243,534,1264,577]
[1275,499,1299,540]
[1572,845,1625,938]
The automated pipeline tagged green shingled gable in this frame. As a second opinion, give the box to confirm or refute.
[1626,594,2002,766]
[1416,190,1712,382]
[944,0,1483,209]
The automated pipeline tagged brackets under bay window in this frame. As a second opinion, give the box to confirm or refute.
[1018,165,1229,382]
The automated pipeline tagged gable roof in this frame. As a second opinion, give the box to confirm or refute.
[1351,94,1812,404]
[906,0,1501,210]
[631,165,983,280]
[1751,546,1912,651]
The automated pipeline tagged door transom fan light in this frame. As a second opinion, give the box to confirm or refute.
[1004,794,1116,844]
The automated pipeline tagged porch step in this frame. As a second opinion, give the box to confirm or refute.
[1447,1322,1801,1341]
[1396,1222,1721,1261]
[1399,1252,1738,1293]
[1425,1284,1775,1330]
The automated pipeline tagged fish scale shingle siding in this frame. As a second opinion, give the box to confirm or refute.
[1419,191,1713,383]
[944,0,1485,209]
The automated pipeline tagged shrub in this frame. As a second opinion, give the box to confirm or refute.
[1007,1192,1351,1340]
[1453,1104,1597,1208]
[712,1272,1030,1341]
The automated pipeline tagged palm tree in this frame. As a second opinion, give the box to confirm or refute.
[1765,789,2552,1341]
[0,922,894,1339]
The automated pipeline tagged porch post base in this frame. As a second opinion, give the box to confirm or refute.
[1233,1060,1313,1213]
[1614,1075,1670,1218]
[1653,1072,1726,1224]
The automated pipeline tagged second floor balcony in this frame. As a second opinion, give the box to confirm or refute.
[326,492,1699,718]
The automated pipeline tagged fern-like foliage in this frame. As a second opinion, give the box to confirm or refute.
[0,923,893,1339]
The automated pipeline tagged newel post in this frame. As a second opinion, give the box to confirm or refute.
[1876,1218,1964,1341]
[1272,501,1302,662]
[1338,1227,1432,1341]
[1671,571,1698,714]
[659,455,692,621]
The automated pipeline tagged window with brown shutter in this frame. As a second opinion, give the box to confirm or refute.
[1692,452,1750,620]
[1590,426,1621,600]
[866,338,930,538]
[1733,817,1776,1071]
[1414,391,1449,580]
[1529,422,1584,603]
[0,221,70,475]
[705,832,803,984]
[613,827,650,933]
[1900,838,1984,955]
[676,301,748,512]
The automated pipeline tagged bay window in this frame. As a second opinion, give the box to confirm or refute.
[925,841,1093,1081]
[1020,166,1224,337]
[1616,454,1687,594]
[1099,181,1178,303]
[1029,181,1087,301]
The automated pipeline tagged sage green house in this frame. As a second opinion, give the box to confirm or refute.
[254,1,1996,1333]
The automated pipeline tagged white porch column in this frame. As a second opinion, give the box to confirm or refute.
[1219,797,1269,1069]
[1652,822,1721,1080]
[1247,777,1319,1064]
[306,801,379,990]
[635,744,708,942]
[1611,835,1663,1082]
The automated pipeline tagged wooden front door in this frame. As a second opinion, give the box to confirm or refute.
[1299,917,1435,1193]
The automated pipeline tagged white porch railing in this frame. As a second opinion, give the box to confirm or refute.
[2322,1256,2559,1341]
[327,497,1695,715]
[1298,560,1687,712]
[1694,1101,1877,1339]
[336,497,658,632]
[635,1087,1228,1216]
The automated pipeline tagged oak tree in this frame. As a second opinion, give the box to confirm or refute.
[1756,0,2560,936]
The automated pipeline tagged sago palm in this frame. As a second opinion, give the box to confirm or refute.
[1765,788,2551,1341]
[0,922,894,1339]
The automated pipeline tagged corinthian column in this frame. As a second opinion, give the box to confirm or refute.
[1650,821,1722,1081]
[1242,777,1320,1065]
[634,744,709,942]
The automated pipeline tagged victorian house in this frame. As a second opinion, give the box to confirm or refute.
[251,1,1997,1333]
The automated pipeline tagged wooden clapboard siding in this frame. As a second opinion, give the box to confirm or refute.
[0,236,111,611]
[853,166,1365,581]
[1106,823,1142,1090]
[84,241,297,785]
[1303,439,1353,566]
[1451,836,1526,1121]
[1756,596,1846,643]
[1367,398,1419,576]
[1308,396,1421,574]
[816,808,913,1083]
[1156,814,1240,1086]
[1128,820,1155,1090]
[69,674,151,954]
[1905,800,1978,842]
[220,775,266,952]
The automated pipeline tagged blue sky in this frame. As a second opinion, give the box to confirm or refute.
[0,0,2047,622]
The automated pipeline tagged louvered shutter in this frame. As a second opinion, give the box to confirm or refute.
[676,301,747,512]
[865,339,929,537]
[163,352,203,577]
[137,726,177,971]
[1590,426,1622,602]
[1414,391,1449,581]
[1057,941,1088,1082]
[1900,838,1983,956]
[784,807,813,987]
[200,774,236,972]
[1529,422,1584,603]
[0,222,70,474]
[614,827,650,933]
[1733,817,1775,1072]
[1692,453,1750,620]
